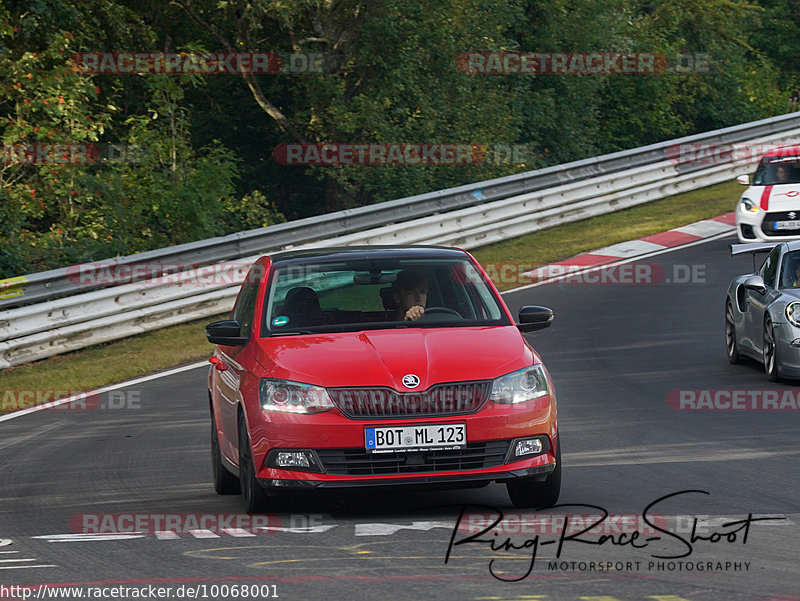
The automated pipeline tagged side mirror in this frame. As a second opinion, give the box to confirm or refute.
[205,320,248,346]
[743,275,767,295]
[737,174,750,185]
[517,306,554,333]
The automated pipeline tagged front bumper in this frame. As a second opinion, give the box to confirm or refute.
[738,209,800,242]
[257,460,556,490]
[774,321,800,378]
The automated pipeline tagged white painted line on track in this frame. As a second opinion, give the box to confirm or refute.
[32,533,146,542]
[355,520,454,536]
[256,525,338,534]
[154,531,180,540]
[675,219,734,237]
[591,239,666,257]
[187,529,219,539]
[33,526,338,541]
[220,528,257,537]
[0,564,58,570]
[0,558,36,563]
[506,229,735,295]
[0,361,207,424]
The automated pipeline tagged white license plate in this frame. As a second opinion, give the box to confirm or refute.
[365,423,466,453]
[773,220,800,230]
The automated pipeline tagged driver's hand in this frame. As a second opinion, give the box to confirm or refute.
[404,305,425,321]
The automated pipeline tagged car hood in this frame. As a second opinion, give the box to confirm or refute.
[779,287,800,300]
[762,184,800,211]
[254,326,535,389]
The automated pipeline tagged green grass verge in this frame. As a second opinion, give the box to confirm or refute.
[471,179,740,290]
[0,179,741,413]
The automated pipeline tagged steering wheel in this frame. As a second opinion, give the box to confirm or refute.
[420,306,462,318]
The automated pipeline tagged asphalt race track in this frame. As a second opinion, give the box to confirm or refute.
[1,233,799,601]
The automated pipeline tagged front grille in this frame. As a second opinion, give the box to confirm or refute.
[763,211,800,236]
[316,440,511,475]
[763,228,800,236]
[328,381,491,418]
[765,211,800,220]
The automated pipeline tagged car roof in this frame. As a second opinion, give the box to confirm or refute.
[268,245,470,265]
[763,145,800,158]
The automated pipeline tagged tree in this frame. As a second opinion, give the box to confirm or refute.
[171,0,525,211]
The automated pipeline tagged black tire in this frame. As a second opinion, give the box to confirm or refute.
[211,412,239,495]
[238,413,270,513]
[725,300,742,364]
[506,434,562,508]
[764,317,780,382]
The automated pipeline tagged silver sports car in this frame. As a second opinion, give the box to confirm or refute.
[726,240,800,380]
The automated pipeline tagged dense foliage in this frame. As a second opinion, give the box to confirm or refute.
[0,0,796,276]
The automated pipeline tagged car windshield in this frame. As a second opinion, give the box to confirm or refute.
[779,250,800,288]
[752,156,800,185]
[262,256,509,334]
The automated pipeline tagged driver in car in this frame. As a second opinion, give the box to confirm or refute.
[786,254,800,287]
[392,270,428,321]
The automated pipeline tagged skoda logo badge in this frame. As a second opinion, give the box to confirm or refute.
[402,374,421,389]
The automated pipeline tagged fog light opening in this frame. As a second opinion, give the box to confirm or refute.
[515,438,543,457]
[276,451,312,468]
[740,224,756,240]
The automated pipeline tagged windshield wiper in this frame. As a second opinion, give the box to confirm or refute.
[268,330,315,336]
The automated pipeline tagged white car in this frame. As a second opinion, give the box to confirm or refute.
[736,145,800,243]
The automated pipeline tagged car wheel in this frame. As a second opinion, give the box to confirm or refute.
[506,434,561,508]
[725,300,742,364]
[238,413,270,513]
[211,412,239,495]
[764,317,780,382]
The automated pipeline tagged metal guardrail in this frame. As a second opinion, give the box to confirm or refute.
[3,111,800,310]
[1,113,800,367]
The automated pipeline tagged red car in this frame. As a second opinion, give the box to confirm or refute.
[206,246,559,511]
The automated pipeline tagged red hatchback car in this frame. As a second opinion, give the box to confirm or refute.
[206,246,559,511]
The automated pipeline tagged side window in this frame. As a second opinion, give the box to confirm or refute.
[231,267,261,338]
[752,163,767,185]
[761,247,780,289]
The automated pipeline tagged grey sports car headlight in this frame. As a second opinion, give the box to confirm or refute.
[740,198,759,214]
[786,302,800,327]
[489,365,550,404]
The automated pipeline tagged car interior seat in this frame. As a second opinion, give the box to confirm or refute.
[281,286,323,327]
[379,287,398,317]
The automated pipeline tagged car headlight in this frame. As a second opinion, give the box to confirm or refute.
[740,198,760,214]
[489,365,550,404]
[786,302,800,327]
[260,379,334,414]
